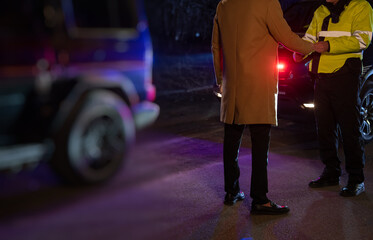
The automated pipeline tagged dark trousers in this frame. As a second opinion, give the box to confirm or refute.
[224,123,271,205]
[314,59,365,183]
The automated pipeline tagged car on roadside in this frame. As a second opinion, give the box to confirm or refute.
[279,0,373,143]
[0,0,159,184]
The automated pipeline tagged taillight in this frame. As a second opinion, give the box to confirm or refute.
[277,63,286,72]
[277,61,292,81]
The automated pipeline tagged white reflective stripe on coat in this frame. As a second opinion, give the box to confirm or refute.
[318,31,351,38]
[353,30,373,49]
[304,33,317,43]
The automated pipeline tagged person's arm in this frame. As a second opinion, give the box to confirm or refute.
[293,52,305,62]
[266,0,314,55]
[328,3,373,54]
[211,5,223,87]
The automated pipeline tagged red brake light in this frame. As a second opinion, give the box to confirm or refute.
[277,63,285,72]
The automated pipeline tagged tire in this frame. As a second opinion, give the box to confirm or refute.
[360,81,373,143]
[51,90,135,185]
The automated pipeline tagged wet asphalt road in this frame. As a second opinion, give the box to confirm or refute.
[1,91,373,240]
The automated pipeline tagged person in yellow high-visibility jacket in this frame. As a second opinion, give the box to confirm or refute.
[295,0,373,196]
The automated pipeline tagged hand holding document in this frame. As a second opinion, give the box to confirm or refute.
[293,41,329,63]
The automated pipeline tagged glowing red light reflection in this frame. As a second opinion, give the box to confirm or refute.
[277,63,285,72]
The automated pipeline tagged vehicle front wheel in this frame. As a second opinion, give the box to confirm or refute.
[51,90,135,185]
[360,81,373,143]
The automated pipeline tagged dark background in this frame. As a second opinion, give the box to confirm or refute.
[142,0,310,95]
[144,0,301,53]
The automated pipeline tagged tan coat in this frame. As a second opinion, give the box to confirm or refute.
[212,0,314,125]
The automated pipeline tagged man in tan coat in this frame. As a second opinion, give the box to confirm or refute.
[212,0,319,215]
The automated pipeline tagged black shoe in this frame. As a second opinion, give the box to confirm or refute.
[224,192,245,205]
[340,182,365,197]
[309,175,339,188]
[251,201,290,215]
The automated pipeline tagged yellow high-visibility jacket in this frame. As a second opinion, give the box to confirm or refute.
[303,0,373,73]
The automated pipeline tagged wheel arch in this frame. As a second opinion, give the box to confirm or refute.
[49,73,139,137]
[359,80,373,144]
[361,66,373,87]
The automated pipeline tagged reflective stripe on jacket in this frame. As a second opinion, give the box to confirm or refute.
[303,0,373,73]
